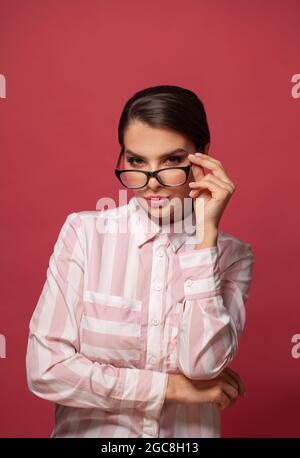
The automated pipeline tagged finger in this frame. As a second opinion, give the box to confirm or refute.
[224,367,246,396]
[191,162,205,183]
[218,395,238,410]
[196,152,225,168]
[189,152,224,168]
[223,367,246,395]
[191,155,235,187]
[216,391,232,410]
[189,174,234,194]
[189,153,207,182]
[188,176,232,199]
[220,371,240,393]
[189,188,211,199]
[188,154,235,187]
[221,381,239,402]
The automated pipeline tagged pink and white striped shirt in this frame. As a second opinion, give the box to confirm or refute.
[26,195,254,438]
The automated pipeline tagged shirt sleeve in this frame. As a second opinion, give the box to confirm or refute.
[176,239,255,380]
[26,212,168,419]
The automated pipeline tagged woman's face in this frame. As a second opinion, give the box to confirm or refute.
[123,120,209,225]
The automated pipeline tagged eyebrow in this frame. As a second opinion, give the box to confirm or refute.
[124,148,188,159]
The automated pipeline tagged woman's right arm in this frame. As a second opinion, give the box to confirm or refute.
[26,213,168,421]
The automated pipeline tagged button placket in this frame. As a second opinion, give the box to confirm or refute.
[146,238,168,370]
[148,355,156,364]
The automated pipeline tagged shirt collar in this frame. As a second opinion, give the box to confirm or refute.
[128,196,197,252]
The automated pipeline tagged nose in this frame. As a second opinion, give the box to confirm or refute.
[146,175,163,191]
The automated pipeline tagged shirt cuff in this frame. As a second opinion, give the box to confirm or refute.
[146,371,169,422]
[178,246,222,300]
[115,368,169,421]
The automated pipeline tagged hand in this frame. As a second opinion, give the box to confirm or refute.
[165,366,246,411]
[188,152,236,229]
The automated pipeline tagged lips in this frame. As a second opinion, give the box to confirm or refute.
[144,196,170,208]
[144,195,169,200]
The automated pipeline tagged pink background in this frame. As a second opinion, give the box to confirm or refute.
[1,0,300,437]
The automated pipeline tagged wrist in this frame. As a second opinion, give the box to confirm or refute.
[195,225,218,250]
[165,374,177,402]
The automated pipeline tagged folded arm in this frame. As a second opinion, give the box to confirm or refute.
[26,213,168,419]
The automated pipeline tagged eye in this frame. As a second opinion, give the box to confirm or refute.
[127,157,144,166]
[165,155,182,164]
[126,155,183,167]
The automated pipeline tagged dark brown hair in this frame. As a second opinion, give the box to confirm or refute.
[118,85,210,153]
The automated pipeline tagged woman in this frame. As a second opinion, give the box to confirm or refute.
[26,85,254,438]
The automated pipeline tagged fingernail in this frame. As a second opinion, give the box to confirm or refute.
[195,152,203,156]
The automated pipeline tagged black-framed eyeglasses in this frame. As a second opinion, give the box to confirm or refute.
[114,147,195,189]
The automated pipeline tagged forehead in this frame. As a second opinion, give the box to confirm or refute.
[124,121,190,153]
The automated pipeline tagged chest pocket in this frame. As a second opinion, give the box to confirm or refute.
[80,290,143,368]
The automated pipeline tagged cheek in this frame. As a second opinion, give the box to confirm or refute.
[170,183,190,200]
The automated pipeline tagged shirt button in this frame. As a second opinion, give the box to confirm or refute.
[155,284,162,291]
[148,356,156,364]
[148,428,154,435]
[157,250,164,257]
[186,279,193,287]
[152,319,159,326]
